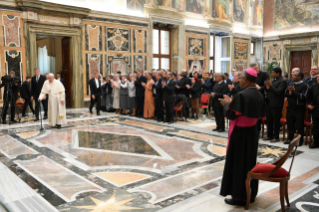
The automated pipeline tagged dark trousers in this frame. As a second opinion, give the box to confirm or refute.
[22,98,35,116]
[266,107,282,139]
[287,108,305,144]
[165,101,174,122]
[2,97,16,121]
[156,98,164,121]
[89,94,101,114]
[136,95,145,116]
[213,106,225,130]
[35,99,48,119]
[312,115,319,146]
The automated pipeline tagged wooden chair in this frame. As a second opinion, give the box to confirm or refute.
[304,106,313,145]
[174,101,183,122]
[199,93,210,118]
[245,135,301,212]
[280,100,288,141]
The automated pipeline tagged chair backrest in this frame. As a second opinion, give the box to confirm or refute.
[304,104,309,121]
[266,135,300,178]
[282,101,288,119]
[201,93,210,105]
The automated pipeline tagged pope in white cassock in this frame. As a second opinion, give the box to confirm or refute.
[38,73,67,129]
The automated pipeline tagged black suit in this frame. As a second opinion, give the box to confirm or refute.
[57,78,65,88]
[31,75,48,119]
[212,81,229,130]
[1,77,21,121]
[154,78,164,121]
[89,78,102,114]
[265,76,287,139]
[307,82,319,146]
[21,80,35,116]
[163,78,176,122]
[135,75,147,116]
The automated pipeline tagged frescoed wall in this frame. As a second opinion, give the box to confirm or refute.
[232,39,250,71]
[185,33,208,75]
[262,41,283,69]
[0,11,26,102]
[83,20,149,98]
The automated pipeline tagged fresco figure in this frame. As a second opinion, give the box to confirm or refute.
[186,0,204,14]
[215,0,228,23]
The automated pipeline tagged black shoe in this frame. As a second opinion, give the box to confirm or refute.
[284,140,291,144]
[97,113,101,116]
[309,144,319,149]
[34,118,39,122]
[218,129,225,132]
[22,115,26,118]
[43,116,48,120]
[213,128,219,132]
[10,120,18,124]
[89,109,93,114]
[57,125,61,129]
[2,120,7,124]
[168,121,174,124]
[224,198,246,206]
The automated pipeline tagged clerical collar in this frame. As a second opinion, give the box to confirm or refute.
[295,80,303,85]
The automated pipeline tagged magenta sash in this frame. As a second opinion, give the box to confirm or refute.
[227,116,258,152]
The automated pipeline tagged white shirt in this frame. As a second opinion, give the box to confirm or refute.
[95,78,99,88]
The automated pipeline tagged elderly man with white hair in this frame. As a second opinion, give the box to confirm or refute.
[38,73,67,129]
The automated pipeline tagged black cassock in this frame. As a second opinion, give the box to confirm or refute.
[220,86,265,201]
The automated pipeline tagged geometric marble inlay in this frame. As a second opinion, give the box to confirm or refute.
[121,120,171,132]
[169,131,228,145]
[78,131,161,156]
[14,155,105,202]
[18,131,39,139]
[208,145,226,156]
[0,135,38,159]
[94,172,151,187]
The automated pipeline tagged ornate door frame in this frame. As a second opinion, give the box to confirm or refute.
[24,23,84,108]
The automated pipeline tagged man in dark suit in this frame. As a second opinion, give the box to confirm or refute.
[177,70,191,96]
[264,67,287,142]
[31,68,48,121]
[135,69,147,117]
[1,70,21,124]
[56,72,65,88]
[154,72,164,122]
[307,75,319,149]
[211,73,229,132]
[229,72,242,97]
[224,73,232,85]
[89,72,102,115]
[21,76,35,117]
[162,72,176,123]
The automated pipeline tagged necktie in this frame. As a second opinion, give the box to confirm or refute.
[36,76,39,82]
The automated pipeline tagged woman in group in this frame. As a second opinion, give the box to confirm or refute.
[128,74,137,116]
[142,72,155,119]
[111,74,120,114]
[187,77,201,119]
[119,73,129,115]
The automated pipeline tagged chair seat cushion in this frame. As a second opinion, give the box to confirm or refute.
[174,106,181,110]
[280,118,286,123]
[304,121,311,126]
[199,105,207,108]
[262,117,266,121]
[251,163,289,178]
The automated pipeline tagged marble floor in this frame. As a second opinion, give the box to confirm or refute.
[0,109,318,212]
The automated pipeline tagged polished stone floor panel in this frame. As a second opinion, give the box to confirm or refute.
[93,172,152,187]
[14,155,105,202]
[0,135,38,159]
[129,161,224,204]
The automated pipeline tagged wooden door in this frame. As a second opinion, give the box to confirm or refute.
[290,51,312,78]
[61,37,72,108]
